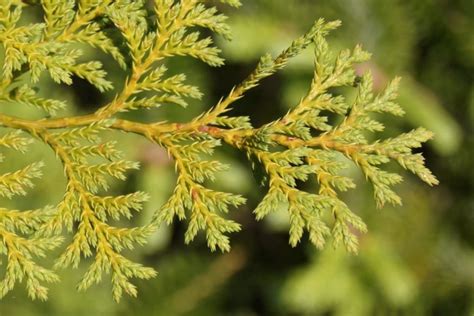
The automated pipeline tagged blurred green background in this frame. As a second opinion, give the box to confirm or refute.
[1,0,473,315]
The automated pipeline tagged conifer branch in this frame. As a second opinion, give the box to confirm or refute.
[0,0,438,301]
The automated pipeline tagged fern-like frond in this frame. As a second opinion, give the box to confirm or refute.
[35,127,155,302]
[156,134,245,252]
[0,204,62,299]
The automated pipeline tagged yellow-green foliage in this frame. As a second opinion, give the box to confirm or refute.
[0,0,438,302]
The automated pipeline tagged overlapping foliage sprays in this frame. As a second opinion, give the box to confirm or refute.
[0,0,437,301]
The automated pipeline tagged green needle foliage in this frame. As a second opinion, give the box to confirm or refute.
[0,0,438,302]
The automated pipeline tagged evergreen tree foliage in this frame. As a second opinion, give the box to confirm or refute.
[0,0,437,301]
